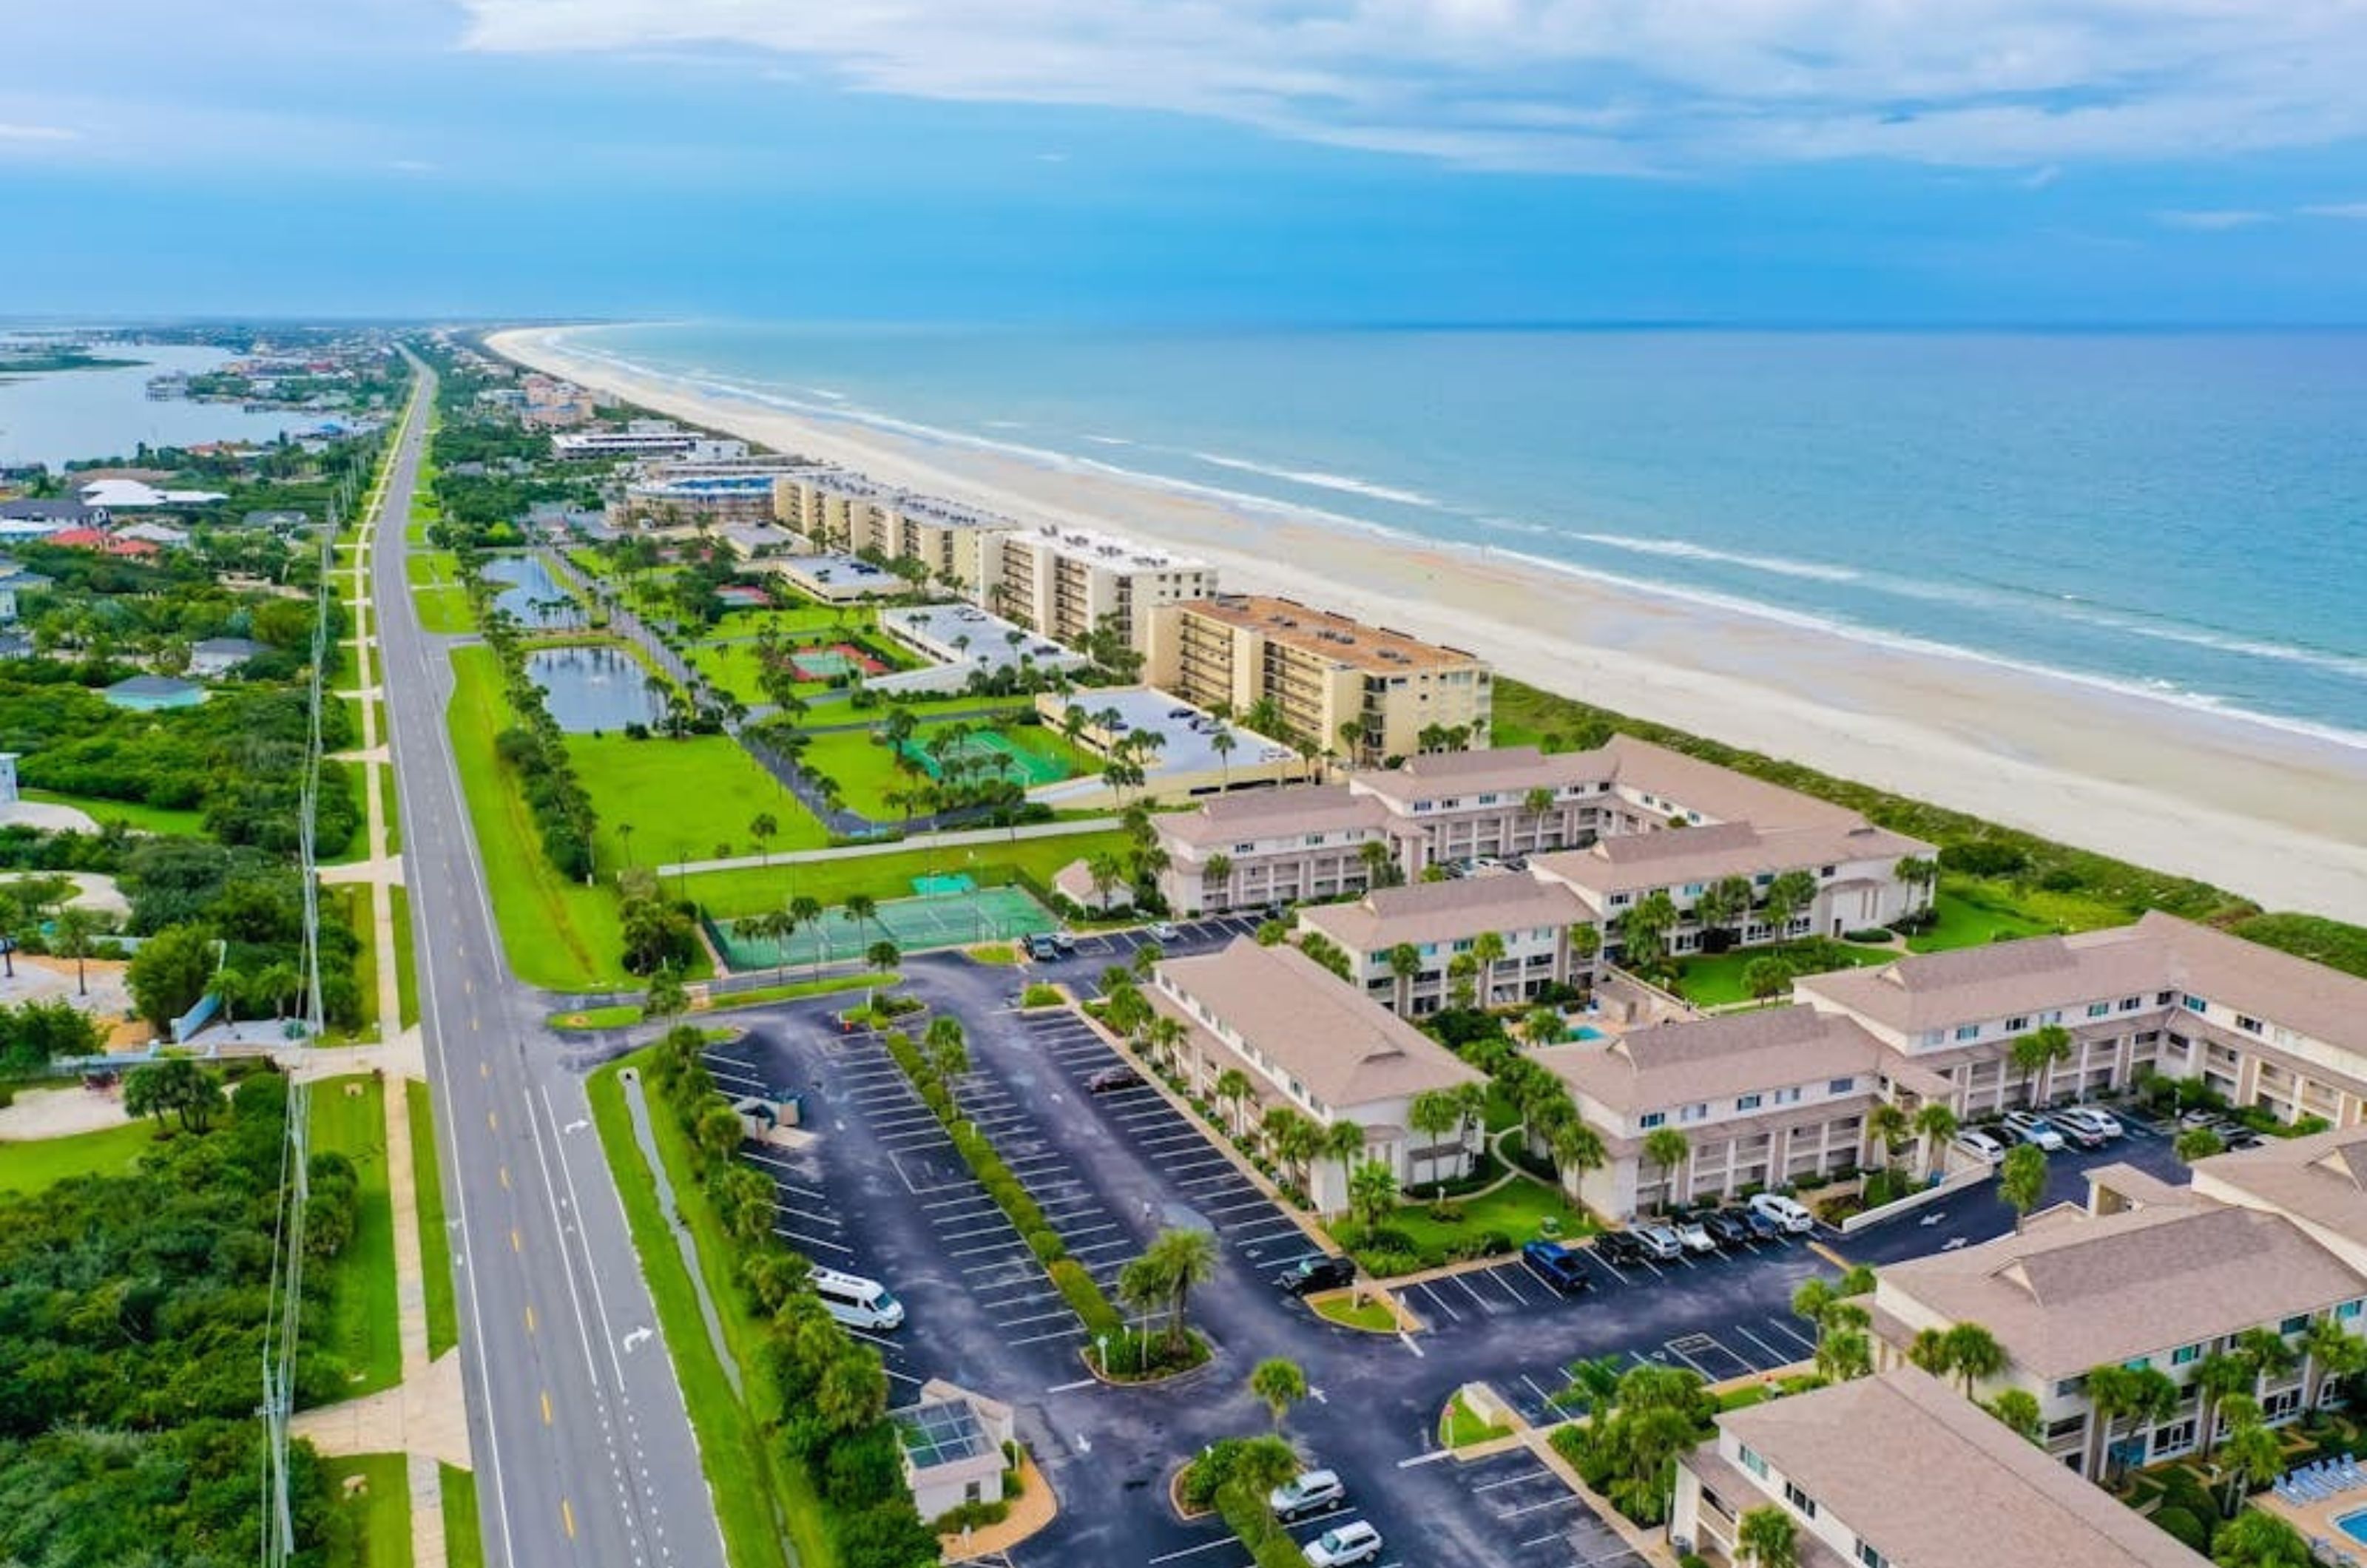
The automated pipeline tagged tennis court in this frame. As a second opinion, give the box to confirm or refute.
[791,643,888,681]
[712,883,1053,970]
[895,728,1069,786]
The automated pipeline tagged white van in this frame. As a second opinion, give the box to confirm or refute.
[811,1268,905,1331]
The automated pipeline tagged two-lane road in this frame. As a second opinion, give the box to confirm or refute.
[371,359,727,1568]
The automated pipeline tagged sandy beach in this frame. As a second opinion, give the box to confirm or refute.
[490,325,2367,922]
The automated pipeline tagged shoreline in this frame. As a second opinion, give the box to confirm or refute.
[488,325,2367,920]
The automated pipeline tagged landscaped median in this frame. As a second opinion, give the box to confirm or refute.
[546,970,896,1032]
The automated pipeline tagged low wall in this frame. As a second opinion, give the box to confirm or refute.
[1838,1161,1993,1234]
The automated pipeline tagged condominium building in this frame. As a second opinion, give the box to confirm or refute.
[1143,594,1490,765]
[1533,1005,1928,1217]
[2190,1124,2367,1277]
[1795,910,2367,1123]
[615,462,834,530]
[553,422,747,461]
[978,524,1215,651]
[1294,873,1595,1016]
[1869,1196,2366,1477]
[1154,785,1412,916]
[1673,1366,2213,1568]
[1147,939,1486,1212]
[774,470,1019,590]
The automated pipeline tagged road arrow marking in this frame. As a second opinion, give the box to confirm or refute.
[623,1326,653,1354]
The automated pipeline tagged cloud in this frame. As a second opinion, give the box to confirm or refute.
[388,158,437,173]
[0,122,79,143]
[453,0,2367,172]
[2155,208,2272,230]
[2301,201,2367,219]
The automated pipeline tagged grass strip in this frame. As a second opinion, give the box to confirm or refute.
[307,1075,402,1399]
[323,1453,413,1568]
[345,886,379,1041]
[439,1464,484,1568]
[0,1118,164,1193]
[381,763,401,855]
[685,827,1133,917]
[547,970,893,1031]
[19,787,206,836]
[406,1079,457,1358]
[391,885,419,1029]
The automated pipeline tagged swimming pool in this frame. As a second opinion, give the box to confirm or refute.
[2338,1507,2367,1545]
[1571,1025,1606,1041]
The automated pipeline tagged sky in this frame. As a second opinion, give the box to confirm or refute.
[4,0,2367,323]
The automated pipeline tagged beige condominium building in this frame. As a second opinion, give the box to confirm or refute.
[774,470,1019,591]
[1147,939,1486,1212]
[1673,1365,2214,1568]
[1795,910,2367,1123]
[978,523,1215,650]
[1155,785,1414,915]
[2189,1123,2367,1277]
[1870,1188,2366,1479]
[1534,1004,1939,1218]
[1294,873,1595,1017]
[1144,594,1491,765]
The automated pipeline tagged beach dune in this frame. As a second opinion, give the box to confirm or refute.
[490,326,2367,922]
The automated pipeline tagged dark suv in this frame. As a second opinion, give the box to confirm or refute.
[1025,933,1060,962]
[1274,1255,1357,1297]
[1522,1240,1593,1294]
[1703,1211,1756,1248]
[1593,1231,1650,1269]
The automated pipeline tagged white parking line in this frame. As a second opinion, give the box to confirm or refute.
[1068,1237,1136,1255]
[1473,1469,1550,1493]
[952,1239,1031,1258]
[962,1257,1038,1274]
[922,1193,999,1211]
[1732,1324,1796,1368]
[993,1308,1080,1329]
[1414,1282,1462,1322]
[1661,1339,1716,1378]
[1764,1316,1821,1355]
[774,1203,840,1229]
[1058,1223,1121,1239]
[1007,1325,1087,1347]
[771,1227,852,1255]
[1499,1496,1581,1520]
[939,1222,1017,1242]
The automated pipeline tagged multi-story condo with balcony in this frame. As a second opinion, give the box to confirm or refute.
[1147,939,1487,1213]
[1143,594,1490,766]
[976,524,1215,651]
[1673,1365,2213,1568]
[1154,785,1413,916]
[774,470,1020,589]
[553,421,746,460]
[1533,1005,1934,1217]
[1294,873,1594,1017]
[2189,1124,2367,1278]
[1869,1185,2367,1479]
[1794,910,2367,1123]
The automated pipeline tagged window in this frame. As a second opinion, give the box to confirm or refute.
[2087,1001,2110,1018]
[2121,996,2144,1011]
[1775,1087,1803,1105]
[2006,1016,2030,1032]
[1820,865,1837,878]
[1610,893,1632,908]
[1680,1103,1709,1123]
[1954,1025,1981,1042]
[1857,1544,1888,1568]
[1737,1094,1763,1112]
[2341,1301,2363,1322]
[2184,994,2208,1013]
[2281,1314,2311,1336]
[2172,1345,2202,1366]
[2238,1015,2263,1034]
[2157,990,2178,1005]
[1683,882,1705,896]
[1304,834,1325,846]
[1829,1078,1855,1094]
[1738,1444,1767,1479]
[2056,1378,2085,1399]
[1640,1112,1667,1129]
[1783,1481,1818,1519]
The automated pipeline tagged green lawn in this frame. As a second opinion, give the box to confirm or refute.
[18,788,206,836]
[343,886,379,1041]
[308,1075,402,1400]
[588,1056,833,1568]
[1908,878,2130,953]
[441,1465,484,1568]
[381,763,400,855]
[568,733,830,873]
[1312,1294,1398,1332]
[324,1453,413,1568]
[413,584,475,634]
[686,826,1135,918]
[1441,1393,1512,1448]
[407,1080,456,1359]
[798,719,1092,819]
[389,885,419,1029]
[404,550,461,587]
[448,644,631,991]
[1344,1173,1593,1257]
[0,1118,170,1194]
[547,970,894,1030]
[1673,941,1892,1005]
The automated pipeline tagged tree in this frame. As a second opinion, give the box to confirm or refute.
[2209,1510,2316,1568]
[1263,1106,1320,1198]
[1644,1126,1690,1210]
[1214,1067,1255,1140]
[1741,955,1792,1002]
[1693,876,1754,944]
[1999,1141,2048,1229]
[1549,1118,1607,1199]
[1865,1101,1911,1173]
[1522,1006,1565,1048]
[2190,1353,2255,1462]
[2083,1362,2179,1482]
[789,895,825,976]
[1893,854,1939,915]
[1140,1227,1217,1355]
[1616,892,1679,970]
[1471,930,1507,1007]
[844,893,878,948]
[1386,942,1423,1013]
[644,966,689,1024]
[1209,725,1237,791]
[925,1016,969,1117]
[1816,1323,1872,1382]
[1913,1101,1960,1178]
[695,1100,746,1172]
[53,906,97,998]
[712,1163,775,1248]
[1446,952,1479,1010]
[126,924,215,1034]
[1942,1322,2006,1398]
[1737,1504,1799,1568]
[1249,1357,1309,1428]
[749,811,778,868]
[1399,1087,1469,1198]
[2302,1314,2367,1408]
[1986,1388,2044,1443]
[123,1058,223,1133]
[2176,1126,2228,1163]
[1760,869,1820,941]
[1321,1119,1368,1214]
[865,938,901,973]
[1201,852,1234,910]
[1347,1159,1399,1233]
[1521,785,1558,851]
[1906,1326,1953,1379]
[2218,1413,2286,1517]
[2008,1023,2075,1106]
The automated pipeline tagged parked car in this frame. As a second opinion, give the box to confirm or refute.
[1269,1469,1346,1521]
[1147,920,1181,942]
[810,1268,905,1331]
[1703,1210,1757,1247]
[1522,1240,1593,1294]
[1274,1255,1357,1297]
[2054,1105,2125,1140]
[1672,1217,1718,1254]
[1303,1521,1384,1567]
[1593,1231,1651,1268]
[1050,930,1078,953]
[1740,1208,1784,1242]
[1748,1193,1816,1234]
[1635,1223,1686,1260]
[1025,933,1060,961]
[2001,1110,2066,1152]
[1953,1129,2008,1166]
[1087,1066,1142,1094]
[2044,1113,2107,1150]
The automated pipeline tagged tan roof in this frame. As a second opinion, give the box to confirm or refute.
[1154,784,1397,850]
[1701,1367,2212,1568]
[1794,927,2172,1035]
[1536,1005,1887,1115]
[1349,743,1609,802]
[2193,1125,2367,1251]
[1598,734,1865,831]
[1172,594,1481,673]
[1531,819,1928,898]
[1874,1203,2366,1378]
[2134,910,2367,1058]
[1152,939,1484,1111]
[1296,873,1590,954]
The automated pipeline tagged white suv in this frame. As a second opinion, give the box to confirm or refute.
[1748,1193,1815,1234]
[2053,1106,2124,1141]
[1270,1470,1345,1521]
[2001,1111,2065,1152]
[1953,1129,2007,1165]
[1303,1521,1383,1567]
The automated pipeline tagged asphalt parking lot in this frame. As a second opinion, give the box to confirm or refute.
[1446,1450,1650,1568]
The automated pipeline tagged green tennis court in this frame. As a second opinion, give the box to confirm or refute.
[712,885,1053,970]
[895,728,1068,786]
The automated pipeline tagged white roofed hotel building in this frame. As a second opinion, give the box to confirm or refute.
[979,523,1214,650]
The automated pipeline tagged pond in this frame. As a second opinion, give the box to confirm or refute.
[525,645,663,733]
[484,554,583,629]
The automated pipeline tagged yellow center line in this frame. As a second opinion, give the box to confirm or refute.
[479,1061,489,1078]
[561,1500,575,1540]
[524,1303,537,1333]
[487,1109,499,1132]
[499,1165,510,1190]
[541,1390,553,1425]
[510,1228,522,1253]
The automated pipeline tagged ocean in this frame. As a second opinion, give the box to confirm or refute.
[558,322,2367,748]
[0,341,320,469]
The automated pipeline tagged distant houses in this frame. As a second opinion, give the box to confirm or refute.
[188,636,269,677]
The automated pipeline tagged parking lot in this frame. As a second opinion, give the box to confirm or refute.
[1447,1452,1648,1568]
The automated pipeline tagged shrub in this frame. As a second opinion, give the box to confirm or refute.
[2150,1507,2208,1550]
[1026,1227,1064,1263]
[1178,1438,1252,1510]
[929,1497,1013,1533]
[1049,1259,1122,1336]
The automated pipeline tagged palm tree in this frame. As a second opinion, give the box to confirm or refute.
[1999,1142,2048,1229]
[1386,942,1423,1014]
[1692,876,1753,945]
[1471,930,1507,1007]
[749,811,778,867]
[1141,1228,1217,1355]
[1520,785,1558,851]
[2209,1509,2315,1568]
[53,906,96,997]
[1737,1504,1799,1568]
[925,1016,969,1117]
[1643,1126,1690,1211]
[844,893,878,948]
[2218,1410,2285,1517]
[1521,1005,1565,1049]
[1617,891,1679,969]
[1408,1088,1466,1197]
[1248,1357,1309,1429]
[2302,1314,2367,1409]
[1347,1159,1399,1234]
[865,938,901,973]
[2008,1023,2075,1107]
[1760,869,1820,943]
[1320,1120,1368,1216]
[1209,725,1237,791]
[1446,953,1479,1010]
[1908,1326,1954,1379]
[2083,1362,2180,1483]
[2175,1126,2228,1163]
[1986,1388,2043,1444]
[1913,1101,1960,1179]
[1864,1101,1911,1174]
[2191,1352,2255,1462]
[1263,1107,1321,1200]
[789,894,824,977]
[1198,852,1234,913]
[1942,1322,2006,1398]
[1214,1067,1255,1139]
[1894,854,1939,916]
